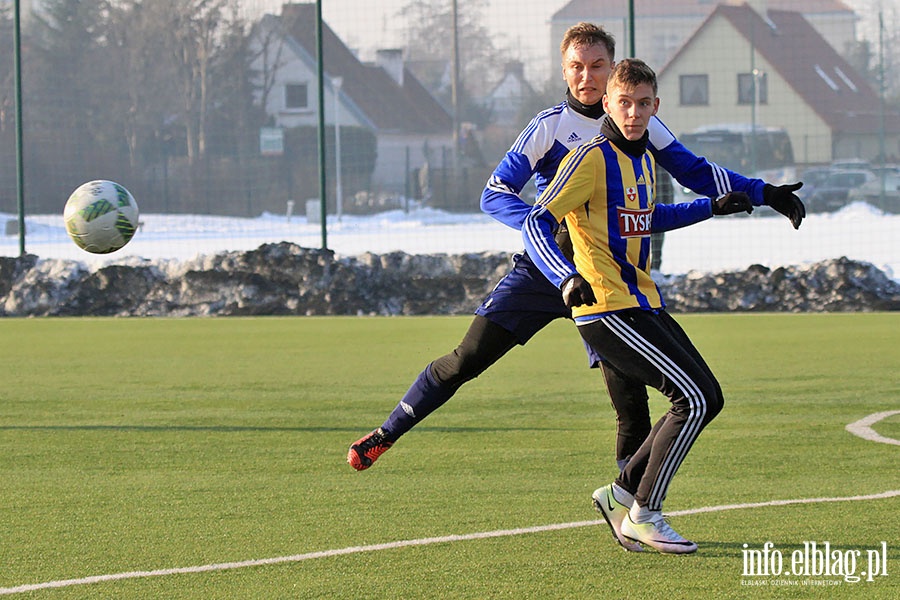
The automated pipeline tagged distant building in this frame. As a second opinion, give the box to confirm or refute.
[250,3,453,195]
[657,4,900,165]
[482,61,540,129]
[551,0,858,70]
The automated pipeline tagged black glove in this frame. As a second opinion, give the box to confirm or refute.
[763,182,806,230]
[561,274,596,308]
[712,192,754,216]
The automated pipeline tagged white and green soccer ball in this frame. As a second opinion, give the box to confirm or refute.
[64,180,140,254]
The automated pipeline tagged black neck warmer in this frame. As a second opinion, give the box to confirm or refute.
[600,114,649,157]
[565,89,606,120]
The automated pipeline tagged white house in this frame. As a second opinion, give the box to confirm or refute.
[482,61,540,129]
[550,0,858,70]
[250,3,453,196]
[656,4,900,165]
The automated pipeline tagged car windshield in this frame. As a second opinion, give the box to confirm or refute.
[825,171,869,187]
[804,169,832,186]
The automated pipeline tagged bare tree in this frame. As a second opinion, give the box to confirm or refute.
[27,0,108,136]
[161,0,223,164]
[400,0,502,125]
[846,0,900,103]
[208,4,257,156]
[248,14,291,127]
[104,1,180,170]
[16,0,258,211]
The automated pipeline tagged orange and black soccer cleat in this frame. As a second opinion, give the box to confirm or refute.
[347,428,394,471]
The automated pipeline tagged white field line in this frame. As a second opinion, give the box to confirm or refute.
[846,410,900,446]
[1,489,899,595]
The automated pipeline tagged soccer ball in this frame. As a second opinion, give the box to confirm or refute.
[64,180,140,254]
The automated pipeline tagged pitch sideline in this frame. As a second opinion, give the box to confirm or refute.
[846,410,900,446]
[1,489,898,595]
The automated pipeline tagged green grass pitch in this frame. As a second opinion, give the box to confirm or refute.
[0,314,897,598]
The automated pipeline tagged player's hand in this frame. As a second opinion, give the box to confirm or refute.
[712,192,753,216]
[763,182,806,230]
[561,274,596,308]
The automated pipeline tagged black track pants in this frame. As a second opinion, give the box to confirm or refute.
[577,309,724,511]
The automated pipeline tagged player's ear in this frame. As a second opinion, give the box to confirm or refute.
[652,97,660,115]
[602,93,610,113]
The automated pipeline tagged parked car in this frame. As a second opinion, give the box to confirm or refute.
[848,171,900,213]
[872,164,900,180]
[805,169,875,212]
[797,166,835,202]
[830,158,872,171]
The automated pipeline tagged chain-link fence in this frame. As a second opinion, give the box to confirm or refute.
[1,0,898,270]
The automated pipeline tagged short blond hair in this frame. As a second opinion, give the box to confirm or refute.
[560,22,615,60]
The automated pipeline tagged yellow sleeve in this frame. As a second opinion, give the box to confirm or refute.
[536,145,597,222]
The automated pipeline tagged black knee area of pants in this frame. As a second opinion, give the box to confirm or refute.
[429,316,518,390]
[692,376,725,426]
[706,382,725,422]
[602,361,653,458]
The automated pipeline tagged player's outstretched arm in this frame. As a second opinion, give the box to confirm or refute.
[650,192,753,233]
[647,116,805,228]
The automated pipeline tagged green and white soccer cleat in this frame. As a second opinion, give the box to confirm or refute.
[620,511,698,554]
[592,485,643,552]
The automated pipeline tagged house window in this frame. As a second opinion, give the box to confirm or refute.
[679,74,708,106]
[738,72,768,105]
[285,83,308,110]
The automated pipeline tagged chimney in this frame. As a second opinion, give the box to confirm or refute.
[376,48,404,87]
[505,61,525,78]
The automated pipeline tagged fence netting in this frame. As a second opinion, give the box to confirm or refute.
[0,0,897,276]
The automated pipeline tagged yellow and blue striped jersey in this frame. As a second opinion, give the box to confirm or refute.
[523,133,714,319]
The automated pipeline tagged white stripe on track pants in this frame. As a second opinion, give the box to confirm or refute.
[577,308,724,511]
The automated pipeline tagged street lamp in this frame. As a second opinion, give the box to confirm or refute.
[751,68,760,174]
[332,76,343,222]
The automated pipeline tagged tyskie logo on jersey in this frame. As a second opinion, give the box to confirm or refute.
[618,206,653,238]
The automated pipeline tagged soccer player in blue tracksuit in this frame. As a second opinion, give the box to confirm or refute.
[523,58,753,554]
[348,24,803,484]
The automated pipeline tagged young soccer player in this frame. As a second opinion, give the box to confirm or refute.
[522,58,751,554]
[348,24,804,481]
